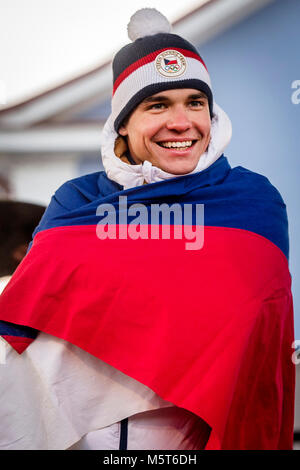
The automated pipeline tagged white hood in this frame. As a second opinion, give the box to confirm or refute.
[100,102,232,189]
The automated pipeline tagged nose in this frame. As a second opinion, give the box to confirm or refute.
[165,106,192,132]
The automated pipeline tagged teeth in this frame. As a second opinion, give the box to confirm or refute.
[159,140,193,148]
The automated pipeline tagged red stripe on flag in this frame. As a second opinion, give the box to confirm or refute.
[0,224,294,449]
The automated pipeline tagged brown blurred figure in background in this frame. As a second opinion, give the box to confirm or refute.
[0,200,45,291]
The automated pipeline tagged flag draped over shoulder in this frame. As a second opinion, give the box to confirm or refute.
[0,156,295,450]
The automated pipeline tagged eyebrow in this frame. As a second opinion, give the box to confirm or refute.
[142,92,208,104]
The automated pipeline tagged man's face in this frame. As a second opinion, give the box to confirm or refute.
[118,88,211,175]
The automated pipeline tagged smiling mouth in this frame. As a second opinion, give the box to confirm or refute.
[156,140,197,151]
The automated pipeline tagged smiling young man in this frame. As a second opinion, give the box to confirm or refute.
[0,8,295,451]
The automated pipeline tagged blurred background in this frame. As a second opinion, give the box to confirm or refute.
[0,0,299,448]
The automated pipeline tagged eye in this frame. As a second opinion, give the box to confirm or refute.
[189,100,205,107]
[148,103,166,110]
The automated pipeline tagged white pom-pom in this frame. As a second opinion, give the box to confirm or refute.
[127,8,171,42]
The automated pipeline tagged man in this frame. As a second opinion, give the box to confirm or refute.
[0,9,295,450]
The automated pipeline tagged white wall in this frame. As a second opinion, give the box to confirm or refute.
[9,154,78,206]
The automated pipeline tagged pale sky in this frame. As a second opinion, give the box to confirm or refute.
[0,0,205,108]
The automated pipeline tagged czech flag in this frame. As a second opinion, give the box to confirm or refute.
[164,58,178,66]
[0,156,295,449]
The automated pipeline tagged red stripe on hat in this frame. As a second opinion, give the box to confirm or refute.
[113,48,208,96]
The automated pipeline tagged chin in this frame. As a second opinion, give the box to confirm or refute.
[158,159,200,175]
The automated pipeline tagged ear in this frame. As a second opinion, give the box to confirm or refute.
[118,124,128,136]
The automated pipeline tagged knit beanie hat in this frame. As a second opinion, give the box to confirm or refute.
[111,8,213,132]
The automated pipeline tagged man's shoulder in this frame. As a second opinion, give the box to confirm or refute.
[56,171,104,193]
[53,170,123,210]
[52,171,104,209]
[227,165,289,260]
[229,165,286,206]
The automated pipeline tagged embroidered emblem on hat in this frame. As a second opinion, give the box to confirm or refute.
[155,50,187,78]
